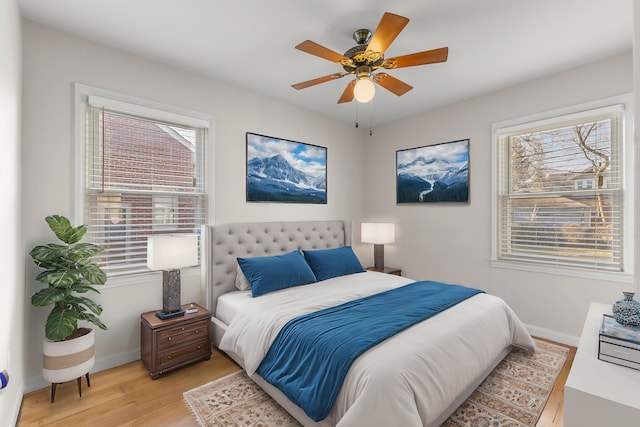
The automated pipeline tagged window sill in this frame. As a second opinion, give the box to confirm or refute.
[490,259,634,284]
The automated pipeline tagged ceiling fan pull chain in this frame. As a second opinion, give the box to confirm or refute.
[355,101,359,128]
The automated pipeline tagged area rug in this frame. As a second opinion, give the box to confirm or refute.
[184,339,568,427]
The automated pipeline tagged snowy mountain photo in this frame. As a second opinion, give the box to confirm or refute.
[396,139,469,203]
[246,133,327,203]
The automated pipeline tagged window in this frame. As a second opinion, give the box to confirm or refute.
[77,87,210,276]
[493,99,633,278]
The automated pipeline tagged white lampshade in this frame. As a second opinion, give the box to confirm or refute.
[361,223,395,244]
[147,234,198,270]
[354,78,375,103]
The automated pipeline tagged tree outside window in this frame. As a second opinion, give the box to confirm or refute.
[496,105,626,273]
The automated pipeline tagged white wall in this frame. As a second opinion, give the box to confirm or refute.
[21,20,366,392]
[0,0,23,426]
[366,52,634,345]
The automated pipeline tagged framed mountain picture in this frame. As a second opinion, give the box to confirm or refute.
[246,132,327,203]
[396,139,469,203]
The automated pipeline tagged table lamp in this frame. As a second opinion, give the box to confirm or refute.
[361,222,395,270]
[147,234,198,319]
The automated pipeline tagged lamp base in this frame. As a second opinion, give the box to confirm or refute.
[162,269,182,313]
[155,310,185,320]
[373,244,385,269]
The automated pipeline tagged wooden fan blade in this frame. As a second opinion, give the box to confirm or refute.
[374,73,413,96]
[383,47,449,69]
[366,12,410,56]
[337,80,356,104]
[292,73,347,90]
[295,40,352,66]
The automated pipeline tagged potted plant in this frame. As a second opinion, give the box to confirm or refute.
[29,215,107,401]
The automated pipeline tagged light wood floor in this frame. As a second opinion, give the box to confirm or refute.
[534,338,577,427]
[17,338,576,427]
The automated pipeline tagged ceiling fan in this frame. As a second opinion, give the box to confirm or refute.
[292,12,448,104]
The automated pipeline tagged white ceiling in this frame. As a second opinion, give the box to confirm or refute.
[18,0,633,127]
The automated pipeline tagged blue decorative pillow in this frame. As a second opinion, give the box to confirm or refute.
[237,250,318,297]
[302,246,365,281]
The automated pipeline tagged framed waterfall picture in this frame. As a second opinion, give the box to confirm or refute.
[246,132,327,204]
[396,138,469,203]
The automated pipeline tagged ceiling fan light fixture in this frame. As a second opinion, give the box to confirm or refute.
[354,77,375,103]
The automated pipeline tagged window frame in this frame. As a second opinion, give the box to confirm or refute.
[74,84,215,281]
[491,94,634,283]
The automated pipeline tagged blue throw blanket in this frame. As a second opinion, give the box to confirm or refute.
[256,280,484,421]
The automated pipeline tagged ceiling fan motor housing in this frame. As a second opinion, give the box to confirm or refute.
[342,44,383,73]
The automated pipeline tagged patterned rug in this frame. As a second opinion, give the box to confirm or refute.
[184,339,568,427]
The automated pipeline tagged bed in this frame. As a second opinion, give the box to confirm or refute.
[201,220,535,427]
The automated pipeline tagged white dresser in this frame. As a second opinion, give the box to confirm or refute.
[564,302,640,426]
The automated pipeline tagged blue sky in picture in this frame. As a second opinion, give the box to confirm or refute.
[247,133,326,181]
[396,139,468,169]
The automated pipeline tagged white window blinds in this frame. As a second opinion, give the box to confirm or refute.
[496,105,624,272]
[85,101,207,276]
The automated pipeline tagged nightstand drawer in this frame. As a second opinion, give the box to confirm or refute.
[158,339,210,369]
[157,320,208,348]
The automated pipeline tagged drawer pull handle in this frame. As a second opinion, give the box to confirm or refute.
[197,345,201,350]
[168,337,172,341]
[195,329,199,333]
[167,356,172,360]
[181,327,184,331]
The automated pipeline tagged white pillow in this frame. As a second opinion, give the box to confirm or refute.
[235,264,251,291]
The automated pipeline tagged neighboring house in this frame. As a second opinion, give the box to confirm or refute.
[97,115,197,267]
[512,168,614,248]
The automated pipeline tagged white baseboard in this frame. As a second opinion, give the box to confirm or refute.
[24,349,141,393]
[93,349,140,375]
[25,374,48,394]
[527,324,580,348]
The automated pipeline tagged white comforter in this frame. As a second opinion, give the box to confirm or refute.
[219,271,535,427]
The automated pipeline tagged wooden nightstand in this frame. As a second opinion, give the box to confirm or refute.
[365,266,402,276]
[140,303,211,379]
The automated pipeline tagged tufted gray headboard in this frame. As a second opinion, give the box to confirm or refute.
[201,220,351,315]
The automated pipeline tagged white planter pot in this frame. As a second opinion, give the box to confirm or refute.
[43,328,95,384]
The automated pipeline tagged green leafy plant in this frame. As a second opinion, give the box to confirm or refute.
[30,215,107,341]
